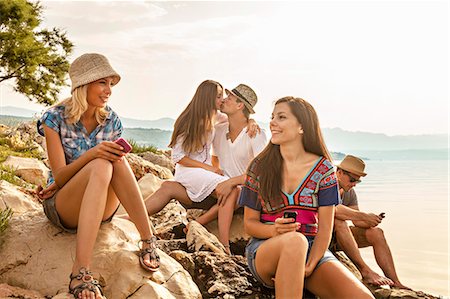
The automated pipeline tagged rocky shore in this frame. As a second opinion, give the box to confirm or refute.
[0,121,441,299]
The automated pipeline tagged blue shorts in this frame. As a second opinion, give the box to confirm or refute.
[245,235,337,288]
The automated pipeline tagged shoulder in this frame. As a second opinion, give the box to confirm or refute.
[247,157,261,175]
[105,106,120,120]
[214,121,228,133]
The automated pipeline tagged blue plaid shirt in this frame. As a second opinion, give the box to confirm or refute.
[37,105,123,185]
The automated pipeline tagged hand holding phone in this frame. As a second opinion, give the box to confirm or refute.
[283,211,298,222]
[114,137,132,153]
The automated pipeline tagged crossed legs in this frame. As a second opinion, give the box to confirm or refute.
[56,158,157,299]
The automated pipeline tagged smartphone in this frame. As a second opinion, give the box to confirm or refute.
[379,212,385,219]
[283,211,297,221]
[114,137,133,153]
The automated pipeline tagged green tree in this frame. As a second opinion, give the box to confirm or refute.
[0,0,73,106]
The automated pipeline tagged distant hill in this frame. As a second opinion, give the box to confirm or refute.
[1,106,448,156]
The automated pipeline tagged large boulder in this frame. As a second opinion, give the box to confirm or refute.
[0,283,45,299]
[0,180,40,213]
[2,156,49,186]
[138,173,163,200]
[126,154,173,180]
[0,211,201,299]
[139,151,174,174]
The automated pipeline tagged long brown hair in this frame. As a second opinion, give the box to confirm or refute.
[169,80,222,153]
[256,96,332,205]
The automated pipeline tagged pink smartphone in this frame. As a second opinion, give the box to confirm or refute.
[114,137,132,153]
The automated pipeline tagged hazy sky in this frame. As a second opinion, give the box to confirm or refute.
[0,0,448,136]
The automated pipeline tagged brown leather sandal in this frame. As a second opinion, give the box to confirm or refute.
[69,267,104,298]
[138,236,160,272]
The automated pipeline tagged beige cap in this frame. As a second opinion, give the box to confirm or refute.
[69,53,121,93]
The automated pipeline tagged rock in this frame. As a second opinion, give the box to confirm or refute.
[151,200,187,240]
[169,250,195,275]
[187,209,249,255]
[186,221,227,255]
[158,239,188,255]
[171,251,268,299]
[0,283,45,299]
[0,211,201,299]
[126,153,173,180]
[139,151,175,173]
[139,173,163,200]
[0,180,40,213]
[2,156,49,186]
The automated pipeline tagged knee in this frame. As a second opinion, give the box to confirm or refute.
[334,219,349,232]
[279,232,308,258]
[160,181,177,196]
[366,227,385,243]
[86,158,113,181]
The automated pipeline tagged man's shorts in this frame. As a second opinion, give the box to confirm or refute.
[329,226,371,252]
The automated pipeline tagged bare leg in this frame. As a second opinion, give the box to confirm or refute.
[305,261,374,299]
[144,181,192,216]
[217,188,239,253]
[365,227,410,289]
[55,158,113,299]
[254,231,308,298]
[110,158,158,268]
[334,219,393,286]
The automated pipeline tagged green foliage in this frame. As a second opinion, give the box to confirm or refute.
[0,140,42,163]
[0,0,73,106]
[0,164,31,188]
[0,207,13,234]
[128,139,159,154]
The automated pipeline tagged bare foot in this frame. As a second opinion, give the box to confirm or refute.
[361,270,394,286]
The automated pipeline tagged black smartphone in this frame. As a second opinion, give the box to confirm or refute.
[283,211,297,221]
[379,212,385,218]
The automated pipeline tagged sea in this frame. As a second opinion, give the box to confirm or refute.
[339,157,449,297]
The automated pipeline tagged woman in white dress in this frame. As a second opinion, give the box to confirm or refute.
[144,80,254,253]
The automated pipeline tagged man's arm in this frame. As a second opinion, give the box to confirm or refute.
[335,204,382,228]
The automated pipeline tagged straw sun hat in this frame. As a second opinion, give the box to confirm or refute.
[69,53,121,93]
[336,155,367,177]
[225,84,258,114]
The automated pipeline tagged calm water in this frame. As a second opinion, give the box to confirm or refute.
[345,159,449,296]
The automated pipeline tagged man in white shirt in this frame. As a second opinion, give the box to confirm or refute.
[192,84,267,252]
[211,84,267,205]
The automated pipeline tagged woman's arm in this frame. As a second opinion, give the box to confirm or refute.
[244,207,298,239]
[44,125,124,188]
[177,156,223,175]
[304,205,335,277]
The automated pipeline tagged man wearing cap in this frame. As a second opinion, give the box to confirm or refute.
[332,155,409,289]
[211,84,267,205]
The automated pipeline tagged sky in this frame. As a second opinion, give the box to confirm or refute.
[0,0,448,136]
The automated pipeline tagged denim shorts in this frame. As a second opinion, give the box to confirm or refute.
[245,235,337,288]
[42,191,118,234]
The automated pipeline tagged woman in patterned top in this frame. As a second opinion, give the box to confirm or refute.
[239,97,373,298]
[37,53,159,299]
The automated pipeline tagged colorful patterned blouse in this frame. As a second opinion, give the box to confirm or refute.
[37,105,123,185]
[238,156,339,236]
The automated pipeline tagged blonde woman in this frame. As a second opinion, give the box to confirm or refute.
[37,53,159,299]
[240,97,374,298]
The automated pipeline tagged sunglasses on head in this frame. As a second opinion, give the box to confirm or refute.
[343,170,362,184]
